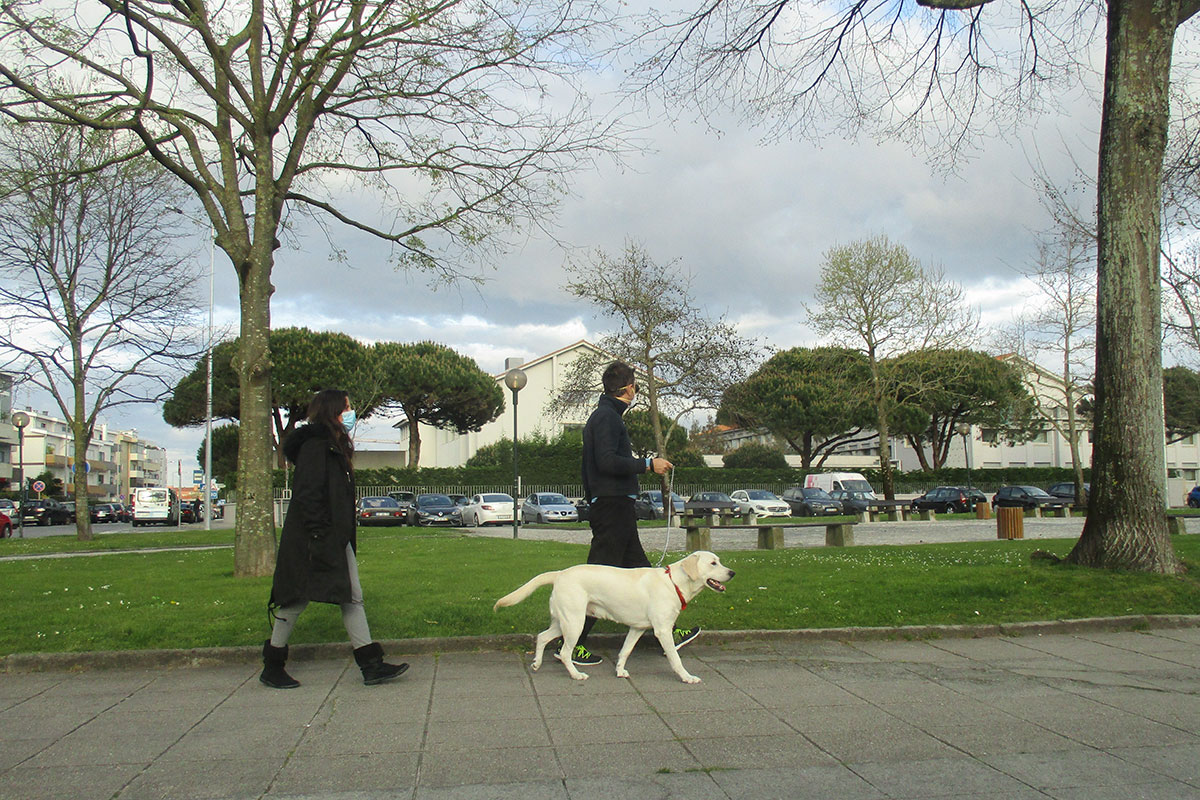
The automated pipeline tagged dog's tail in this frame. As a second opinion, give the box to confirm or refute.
[493,571,560,611]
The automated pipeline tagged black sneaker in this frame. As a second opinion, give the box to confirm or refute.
[553,639,603,665]
[672,626,701,649]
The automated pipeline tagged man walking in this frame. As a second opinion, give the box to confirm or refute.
[564,360,700,666]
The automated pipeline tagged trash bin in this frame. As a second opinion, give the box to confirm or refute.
[975,502,991,520]
[997,506,1024,539]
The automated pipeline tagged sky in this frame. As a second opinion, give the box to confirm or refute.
[6,3,1124,485]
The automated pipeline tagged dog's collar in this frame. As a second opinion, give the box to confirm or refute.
[663,566,687,610]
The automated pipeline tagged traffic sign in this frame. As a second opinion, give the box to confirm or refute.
[31,480,45,493]
[192,469,204,487]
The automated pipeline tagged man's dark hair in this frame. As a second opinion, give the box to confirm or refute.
[601,361,636,395]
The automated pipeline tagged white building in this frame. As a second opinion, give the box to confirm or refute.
[392,340,607,468]
[715,354,1200,495]
[0,373,14,489]
[0,401,167,501]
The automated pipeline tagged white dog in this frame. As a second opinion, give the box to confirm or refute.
[493,551,734,683]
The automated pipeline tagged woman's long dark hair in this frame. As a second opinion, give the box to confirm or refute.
[307,388,354,467]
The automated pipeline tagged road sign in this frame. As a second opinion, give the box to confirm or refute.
[31,480,45,493]
[192,469,204,487]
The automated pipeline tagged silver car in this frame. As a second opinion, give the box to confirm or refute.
[520,492,579,524]
[729,489,791,517]
[460,493,516,527]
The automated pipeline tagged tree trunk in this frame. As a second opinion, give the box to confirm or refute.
[1069,0,1183,573]
[408,423,422,468]
[232,231,278,578]
[71,424,93,541]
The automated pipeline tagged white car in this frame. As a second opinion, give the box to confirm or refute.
[460,493,516,527]
[730,489,791,517]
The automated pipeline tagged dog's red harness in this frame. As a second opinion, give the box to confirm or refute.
[664,565,687,610]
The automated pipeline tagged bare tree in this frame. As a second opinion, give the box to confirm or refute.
[1004,219,1096,508]
[553,240,761,460]
[808,235,978,498]
[0,124,201,539]
[635,0,1193,573]
[0,0,623,575]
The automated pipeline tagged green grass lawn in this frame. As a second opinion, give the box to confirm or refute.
[1,529,1198,656]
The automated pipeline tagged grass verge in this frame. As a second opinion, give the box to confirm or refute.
[1,530,1198,656]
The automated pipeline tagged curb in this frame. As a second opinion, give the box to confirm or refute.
[4,614,1199,673]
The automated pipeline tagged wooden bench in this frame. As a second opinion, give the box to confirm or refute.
[681,515,857,550]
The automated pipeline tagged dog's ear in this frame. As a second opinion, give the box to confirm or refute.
[681,553,701,581]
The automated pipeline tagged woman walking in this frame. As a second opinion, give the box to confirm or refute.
[261,388,408,688]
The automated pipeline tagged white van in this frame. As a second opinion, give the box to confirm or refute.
[804,472,877,497]
[132,487,181,527]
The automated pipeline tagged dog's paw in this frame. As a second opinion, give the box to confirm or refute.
[680,674,701,684]
[530,661,541,671]
[615,667,630,679]
[571,672,589,681]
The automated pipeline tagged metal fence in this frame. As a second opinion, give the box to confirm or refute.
[272,482,798,502]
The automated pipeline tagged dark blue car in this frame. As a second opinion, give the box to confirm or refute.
[1188,486,1200,508]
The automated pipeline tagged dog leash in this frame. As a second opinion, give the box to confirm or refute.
[654,465,674,567]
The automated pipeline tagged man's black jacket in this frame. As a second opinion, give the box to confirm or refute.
[582,393,648,500]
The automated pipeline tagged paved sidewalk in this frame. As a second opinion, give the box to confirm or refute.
[2,625,1198,800]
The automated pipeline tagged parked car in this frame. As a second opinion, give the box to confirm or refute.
[728,489,790,518]
[408,493,463,526]
[387,491,417,515]
[447,493,470,507]
[520,492,579,524]
[992,485,1070,511]
[781,486,843,516]
[1188,486,1200,508]
[90,502,123,523]
[911,486,988,514]
[575,497,590,521]
[1046,482,1090,504]
[356,496,407,526]
[685,491,740,516]
[0,510,10,538]
[829,490,874,515]
[22,497,73,526]
[118,504,134,522]
[132,486,181,527]
[633,490,686,520]
[460,493,516,526]
[0,499,16,517]
[180,503,198,523]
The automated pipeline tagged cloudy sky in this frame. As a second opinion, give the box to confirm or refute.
[9,2,1124,482]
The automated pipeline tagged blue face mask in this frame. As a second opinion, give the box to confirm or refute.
[341,408,357,433]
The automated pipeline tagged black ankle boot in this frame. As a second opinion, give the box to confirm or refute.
[260,640,300,689]
[352,642,409,685]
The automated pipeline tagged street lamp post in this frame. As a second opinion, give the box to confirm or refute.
[956,421,973,494]
[503,368,527,540]
[12,411,29,538]
[167,206,215,530]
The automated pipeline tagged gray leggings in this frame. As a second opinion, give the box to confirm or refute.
[270,543,372,649]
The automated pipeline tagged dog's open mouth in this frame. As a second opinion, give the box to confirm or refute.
[706,578,727,592]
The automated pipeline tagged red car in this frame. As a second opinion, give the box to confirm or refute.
[0,511,11,538]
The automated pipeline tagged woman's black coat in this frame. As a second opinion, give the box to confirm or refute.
[270,424,358,607]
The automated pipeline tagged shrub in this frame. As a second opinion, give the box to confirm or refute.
[722,442,789,469]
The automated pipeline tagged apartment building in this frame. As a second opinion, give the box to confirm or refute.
[1,400,167,501]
